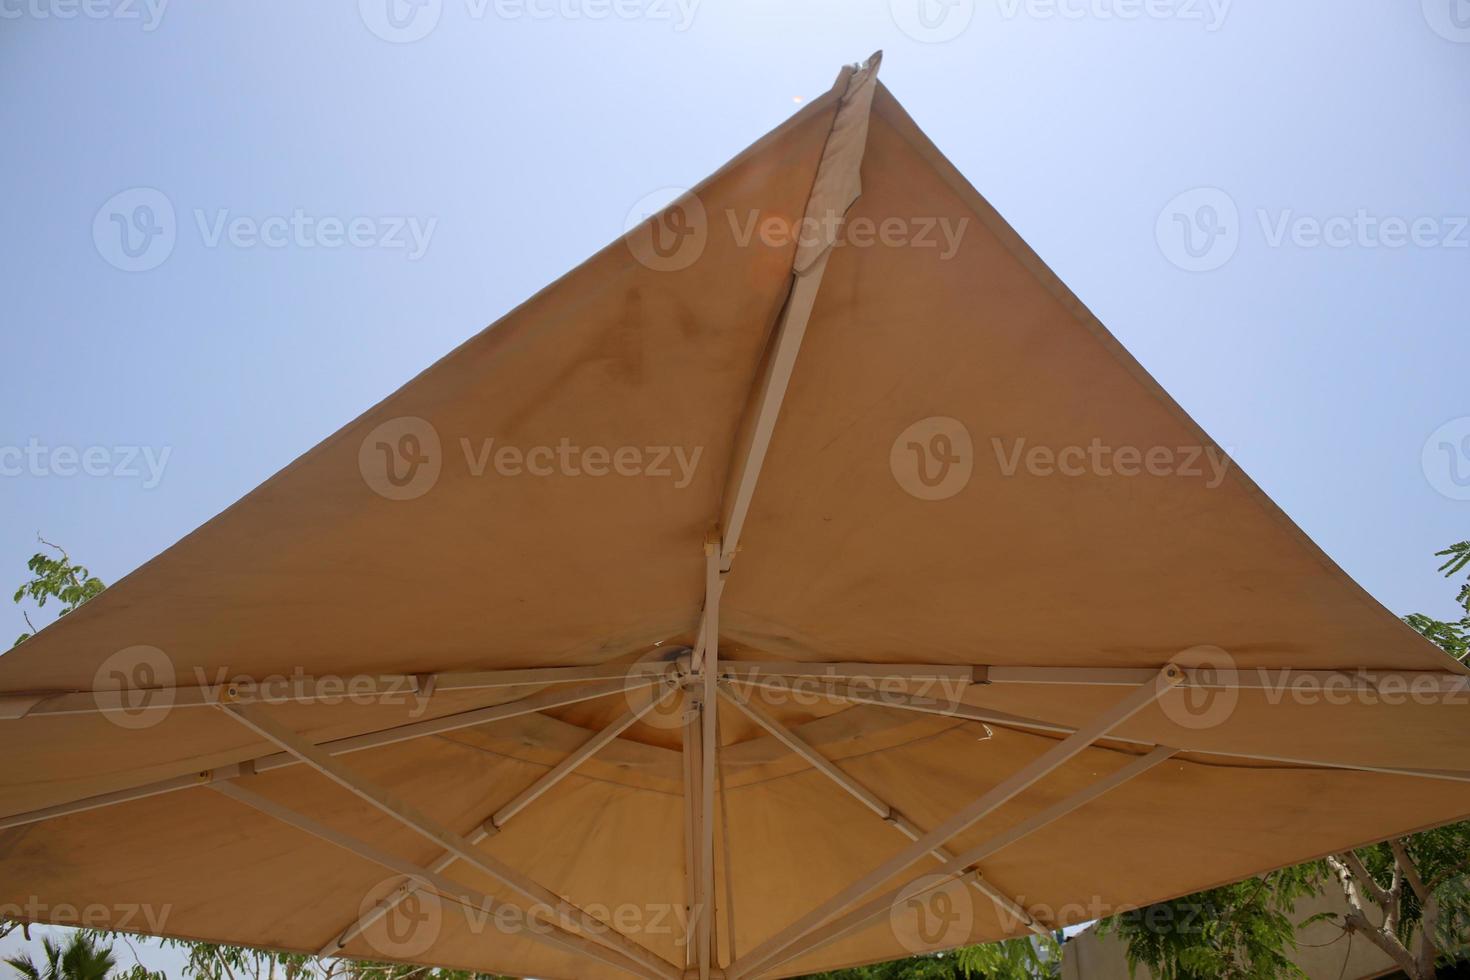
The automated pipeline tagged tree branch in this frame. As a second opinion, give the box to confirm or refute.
[1338,850,1393,910]
[1391,838,1431,904]
[1328,855,1421,978]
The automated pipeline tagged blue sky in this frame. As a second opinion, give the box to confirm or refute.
[1,0,1468,971]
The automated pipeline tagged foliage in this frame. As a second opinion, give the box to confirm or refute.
[5,932,118,980]
[151,938,509,979]
[11,536,105,645]
[953,933,1062,979]
[1099,866,1322,980]
[1404,540,1470,663]
[799,934,1060,979]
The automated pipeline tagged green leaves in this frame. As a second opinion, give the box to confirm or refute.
[3,932,117,980]
[953,934,1062,979]
[11,538,105,646]
[1099,867,1321,980]
[1404,540,1470,663]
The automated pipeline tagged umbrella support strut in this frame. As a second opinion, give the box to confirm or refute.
[754,746,1183,977]
[315,688,675,958]
[717,684,1052,940]
[216,700,683,980]
[207,780,664,978]
[723,668,1184,980]
[723,673,1470,786]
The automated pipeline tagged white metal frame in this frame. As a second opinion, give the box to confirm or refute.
[755,745,1182,976]
[723,668,1184,980]
[721,672,1470,786]
[317,691,672,958]
[209,780,660,977]
[0,661,681,720]
[217,700,682,980]
[0,675,669,831]
[718,686,1047,939]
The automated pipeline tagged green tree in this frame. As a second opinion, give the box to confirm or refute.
[5,932,118,980]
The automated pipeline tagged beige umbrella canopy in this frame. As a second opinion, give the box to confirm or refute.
[3,53,1469,980]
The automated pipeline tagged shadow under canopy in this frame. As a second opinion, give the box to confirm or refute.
[3,53,1468,980]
